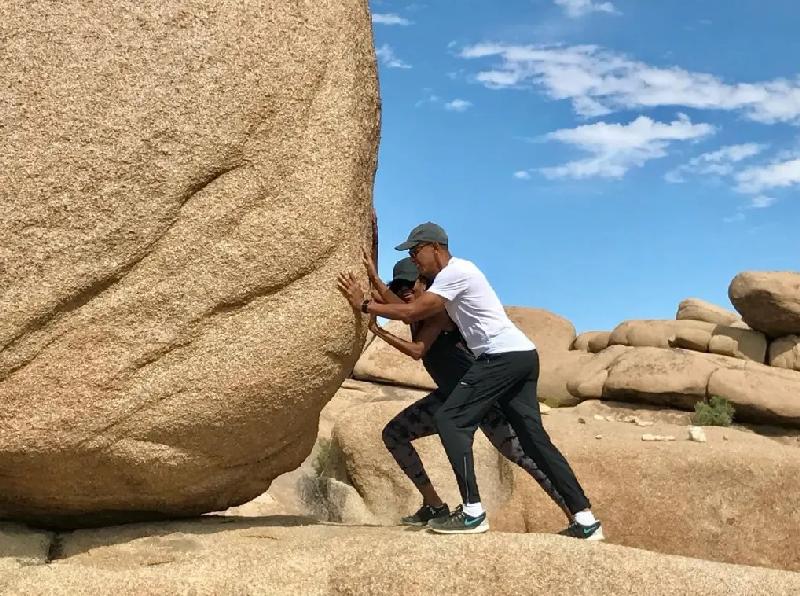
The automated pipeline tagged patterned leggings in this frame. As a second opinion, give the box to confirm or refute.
[381,391,571,517]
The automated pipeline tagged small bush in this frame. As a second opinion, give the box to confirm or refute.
[692,395,735,426]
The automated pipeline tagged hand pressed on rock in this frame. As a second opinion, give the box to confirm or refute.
[336,271,366,310]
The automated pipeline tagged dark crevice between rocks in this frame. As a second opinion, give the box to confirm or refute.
[45,531,70,564]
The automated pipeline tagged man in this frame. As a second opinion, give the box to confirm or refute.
[364,256,573,529]
[338,223,602,538]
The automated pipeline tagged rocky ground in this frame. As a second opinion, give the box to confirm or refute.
[3,519,800,595]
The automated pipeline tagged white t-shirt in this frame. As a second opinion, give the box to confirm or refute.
[428,257,536,357]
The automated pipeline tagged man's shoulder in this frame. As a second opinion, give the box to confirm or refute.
[444,257,479,275]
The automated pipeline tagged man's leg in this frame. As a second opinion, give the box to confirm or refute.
[382,392,451,525]
[497,351,602,538]
[479,407,572,522]
[429,356,530,533]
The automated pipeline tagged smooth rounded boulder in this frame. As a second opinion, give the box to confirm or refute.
[729,272,800,338]
[0,0,379,528]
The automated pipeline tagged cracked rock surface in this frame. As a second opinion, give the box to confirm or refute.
[0,0,379,527]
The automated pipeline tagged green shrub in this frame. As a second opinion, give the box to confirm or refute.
[692,395,735,426]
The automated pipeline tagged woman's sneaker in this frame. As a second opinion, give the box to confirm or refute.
[559,521,604,541]
[401,503,450,526]
[427,505,489,534]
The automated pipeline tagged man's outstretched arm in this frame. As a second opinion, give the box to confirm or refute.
[337,272,446,323]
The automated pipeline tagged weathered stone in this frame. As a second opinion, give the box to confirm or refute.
[708,326,768,363]
[729,272,800,337]
[610,319,716,349]
[769,335,800,371]
[507,307,577,353]
[572,331,608,352]
[506,307,584,406]
[499,401,800,571]
[352,320,436,390]
[4,521,800,595]
[566,345,632,400]
[676,298,741,326]
[708,365,800,426]
[0,0,379,528]
[688,426,707,442]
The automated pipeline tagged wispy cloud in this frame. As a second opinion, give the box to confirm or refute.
[444,99,473,112]
[540,114,715,179]
[513,170,532,180]
[665,143,767,183]
[372,13,412,26]
[735,157,800,193]
[376,44,412,69]
[459,44,800,124]
[554,0,618,18]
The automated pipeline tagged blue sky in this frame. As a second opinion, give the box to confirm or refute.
[368,0,799,333]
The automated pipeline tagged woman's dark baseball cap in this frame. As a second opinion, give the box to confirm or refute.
[394,222,448,251]
[387,257,419,292]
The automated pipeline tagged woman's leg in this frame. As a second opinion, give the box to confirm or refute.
[382,391,446,506]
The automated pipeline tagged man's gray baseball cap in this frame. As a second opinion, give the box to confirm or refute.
[389,257,419,284]
[394,222,448,251]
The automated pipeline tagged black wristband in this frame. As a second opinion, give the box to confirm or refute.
[361,299,370,314]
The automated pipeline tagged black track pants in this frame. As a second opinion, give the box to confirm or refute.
[434,349,591,513]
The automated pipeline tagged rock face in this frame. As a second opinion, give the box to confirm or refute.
[676,298,742,326]
[572,331,610,353]
[729,272,800,337]
[770,335,800,371]
[567,347,800,426]
[352,321,436,390]
[0,0,379,528]
[609,319,767,363]
[499,401,800,572]
[4,521,800,595]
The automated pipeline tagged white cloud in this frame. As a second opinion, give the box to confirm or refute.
[554,0,617,18]
[376,44,412,69]
[513,170,532,180]
[444,99,473,112]
[459,43,800,124]
[540,114,715,179]
[372,13,412,26]
[665,143,767,183]
[723,212,746,223]
[735,157,800,193]
[749,195,777,208]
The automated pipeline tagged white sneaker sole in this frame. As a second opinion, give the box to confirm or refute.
[429,521,490,535]
[585,527,605,541]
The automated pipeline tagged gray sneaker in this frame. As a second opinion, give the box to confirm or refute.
[428,505,489,534]
[401,503,450,527]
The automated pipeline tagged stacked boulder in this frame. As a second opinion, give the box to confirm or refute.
[569,271,800,427]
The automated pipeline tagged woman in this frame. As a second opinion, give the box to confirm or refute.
[363,252,572,527]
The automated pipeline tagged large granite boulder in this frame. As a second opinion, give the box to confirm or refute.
[676,298,742,326]
[729,272,800,337]
[566,346,800,426]
[609,319,767,363]
[0,0,379,528]
[572,331,611,353]
[770,335,800,372]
